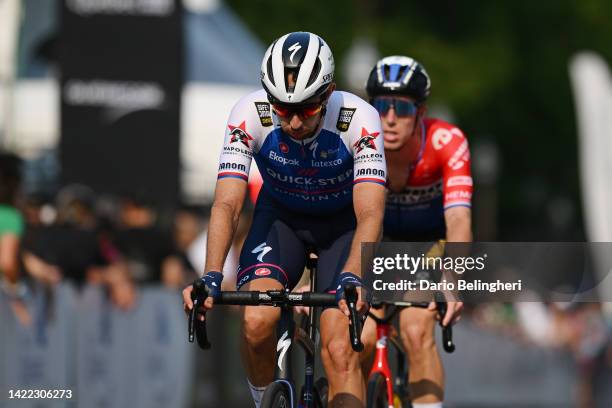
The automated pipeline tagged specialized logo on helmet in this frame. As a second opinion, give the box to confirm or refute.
[354,127,380,153]
[228,121,254,148]
[288,42,302,63]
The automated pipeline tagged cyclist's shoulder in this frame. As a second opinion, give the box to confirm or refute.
[325,91,380,136]
[227,89,275,138]
[230,89,272,118]
[423,117,468,154]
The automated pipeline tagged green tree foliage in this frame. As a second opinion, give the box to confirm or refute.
[227,0,612,239]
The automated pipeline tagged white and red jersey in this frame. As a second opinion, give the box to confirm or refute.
[384,118,473,238]
[218,89,387,214]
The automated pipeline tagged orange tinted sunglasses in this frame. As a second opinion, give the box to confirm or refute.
[272,103,322,119]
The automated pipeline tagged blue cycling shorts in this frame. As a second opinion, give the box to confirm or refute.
[236,188,356,292]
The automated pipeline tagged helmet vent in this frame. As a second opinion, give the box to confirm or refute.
[306,58,322,88]
[267,55,275,86]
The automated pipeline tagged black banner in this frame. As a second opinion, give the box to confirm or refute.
[59,0,182,206]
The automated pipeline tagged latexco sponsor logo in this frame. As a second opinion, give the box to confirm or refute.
[269,151,299,166]
[67,0,174,16]
[310,158,343,167]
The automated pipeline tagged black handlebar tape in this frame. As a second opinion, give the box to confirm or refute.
[344,284,364,352]
[191,279,211,349]
[434,291,455,353]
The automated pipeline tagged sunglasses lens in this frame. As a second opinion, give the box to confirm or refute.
[394,100,417,116]
[273,104,321,118]
[372,98,393,115]
[301,105,322,117]
[273,104,291,117]
[372,98,417,117]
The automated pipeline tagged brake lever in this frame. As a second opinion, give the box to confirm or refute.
[189,279,211,350]
[434,291,455,353]
[345,284,364,352]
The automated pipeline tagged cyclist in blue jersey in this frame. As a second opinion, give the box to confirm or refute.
[183,32,387,408]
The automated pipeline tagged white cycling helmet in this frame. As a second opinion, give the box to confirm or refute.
[261,32,335,104]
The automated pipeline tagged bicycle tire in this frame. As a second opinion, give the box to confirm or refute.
[366,372,389,408]
[314,377,329,408]
[261,381,293,408]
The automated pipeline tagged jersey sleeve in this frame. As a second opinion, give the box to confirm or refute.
[217,95,259,182]
[350,104,387,186]
[430,124,473,209]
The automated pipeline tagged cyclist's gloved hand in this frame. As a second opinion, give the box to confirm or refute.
[199,271,224,300]
[334,272,370,323]
[334,272,364,303]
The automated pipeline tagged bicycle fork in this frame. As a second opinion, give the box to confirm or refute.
[370,324,395,408]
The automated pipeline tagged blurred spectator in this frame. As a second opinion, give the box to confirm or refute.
[112,195,175,285]
[160,205,202,289]
[21,184,107,287]
[0,152,30,324]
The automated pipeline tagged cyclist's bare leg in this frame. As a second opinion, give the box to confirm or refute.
[320,307,365,408]
[239,278,284,387]
[399,307,444,404]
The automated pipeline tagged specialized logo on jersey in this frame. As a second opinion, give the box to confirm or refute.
[228,121,254,148]
[336,107,356,132]
[354,127,380,153]
[254,102,273,127]
[279,142,289,153]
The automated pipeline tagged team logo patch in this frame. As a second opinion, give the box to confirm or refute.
[254,102,273,127]
[228,121,254,148]
[354,127,380,153]
[336,107,356,132]
[255,268,272,276]
[279,142,289,153]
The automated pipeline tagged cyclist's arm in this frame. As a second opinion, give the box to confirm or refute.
[205,92,261,274]
[342,182,385,275]
[344,101,387,276]
[204,178,247,273]
[435,124,473,243]
[445,206,472,242]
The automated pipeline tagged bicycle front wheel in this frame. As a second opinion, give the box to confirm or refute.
[261,381,293,408]
[366,372,390,408]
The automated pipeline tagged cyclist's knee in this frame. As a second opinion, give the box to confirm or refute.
[324,337,358,375]
[400,311,436,354]
[241,307,279,350]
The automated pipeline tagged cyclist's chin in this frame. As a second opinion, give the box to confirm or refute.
[286,129,311,139]
[384,139,404,151]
